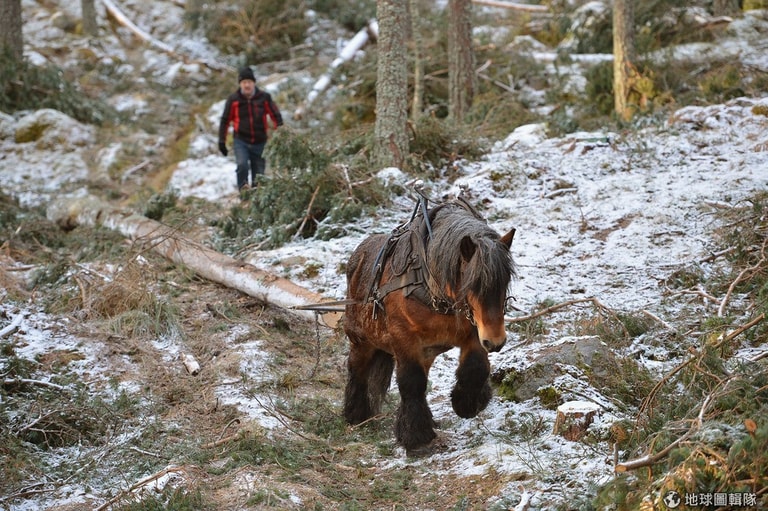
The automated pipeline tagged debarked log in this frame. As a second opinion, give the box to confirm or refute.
[46,194,341,328]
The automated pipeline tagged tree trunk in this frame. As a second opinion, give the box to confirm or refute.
[46,195,341,329]
[409,0,425,122]
[553,401,601,441]
[448,0,475,123]
[0,0,23,61]
[374,0,410,169]
[82,0,98,36]
[612,0,635,121]
[713,0,740,16]
[185,0,204,29]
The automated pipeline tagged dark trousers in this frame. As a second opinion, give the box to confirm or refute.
[233,138,266,189]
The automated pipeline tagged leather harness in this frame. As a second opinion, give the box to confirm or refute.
[365,192,480,322]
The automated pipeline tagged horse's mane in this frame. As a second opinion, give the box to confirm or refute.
[424,203,516,306]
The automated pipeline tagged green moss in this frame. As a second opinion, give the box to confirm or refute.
[537,386,561,409]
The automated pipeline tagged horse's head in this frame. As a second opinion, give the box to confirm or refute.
[460,227,516,353]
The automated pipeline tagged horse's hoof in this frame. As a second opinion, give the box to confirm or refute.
[404,434,448,458]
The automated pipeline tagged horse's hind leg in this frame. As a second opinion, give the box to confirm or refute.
[451,348,492,418]
[395,360,437,451]
[344,343,394,424]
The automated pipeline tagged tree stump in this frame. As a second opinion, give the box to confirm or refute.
[553,400,601,441]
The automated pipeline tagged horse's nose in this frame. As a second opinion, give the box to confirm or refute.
[482,338,506,353]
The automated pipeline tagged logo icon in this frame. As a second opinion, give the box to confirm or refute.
[663,490,681,509]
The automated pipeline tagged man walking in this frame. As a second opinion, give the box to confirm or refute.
[218,66,283,190]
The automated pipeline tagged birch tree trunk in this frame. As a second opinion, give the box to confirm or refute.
[0,0,23,61]
[47,195,341,329]
[448,0,475,123]
[374,0,410,169]
[612,0,635,121]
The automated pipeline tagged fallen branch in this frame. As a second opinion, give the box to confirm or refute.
[471,0,548,11]
[294,184,321,239]
[507,296,618,327]
[101,0,174,54]
[507,297,597,323]
[100,0,230,71]
[0,312,24,338]
[638,312,765,420]
[201,430,248,449]
[641,309,673,331]
[3,378,67,391]
[293,20,379,119]
[95,466,190,511]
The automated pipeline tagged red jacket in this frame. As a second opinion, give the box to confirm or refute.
[219,88,283,145]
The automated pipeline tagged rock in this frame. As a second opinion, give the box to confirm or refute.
[14,109,94,149]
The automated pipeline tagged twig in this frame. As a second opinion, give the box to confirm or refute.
[294,184,321,239]
[477,72,515,94]
[507,296,628,336]
[507,297,597,323]
[543,187,578,199]
[201,431,248,449]
[121,160,152,182]
[718,237,767,317]
[641,309,673,331]
[129,447,165,459]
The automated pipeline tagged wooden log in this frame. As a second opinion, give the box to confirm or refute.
[471,0,548,12]
[101,0,175,54]
[293,20,379,120]
[553,400,601,441]
[182,353,201,375]
[46,194,341,329]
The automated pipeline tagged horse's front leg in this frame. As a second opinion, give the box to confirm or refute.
[451,345,492,418]
[395,359,437,452]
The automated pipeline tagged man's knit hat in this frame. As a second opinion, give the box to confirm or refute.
[238,66,256,82]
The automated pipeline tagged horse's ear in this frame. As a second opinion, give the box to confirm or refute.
[460,236,476,261]
[500,228,515,249]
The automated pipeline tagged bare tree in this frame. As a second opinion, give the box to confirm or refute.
[713,0,740,16]
[82,0,98,37]
[448,0,475,123]
[0,0,23,61]
[612,0,635,121]
[374,0,409,169]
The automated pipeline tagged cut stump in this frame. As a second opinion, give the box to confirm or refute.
[553,400,601,441]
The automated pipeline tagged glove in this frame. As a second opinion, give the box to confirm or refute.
[218,142,228,157]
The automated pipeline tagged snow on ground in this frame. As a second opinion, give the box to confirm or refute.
[4,95,765,509]
[2,1,768,508]
[168,96,768,507]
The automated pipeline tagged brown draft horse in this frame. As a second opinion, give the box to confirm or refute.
[343,192,516,453]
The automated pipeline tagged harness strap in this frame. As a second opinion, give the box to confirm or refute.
[366,188,477,320]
